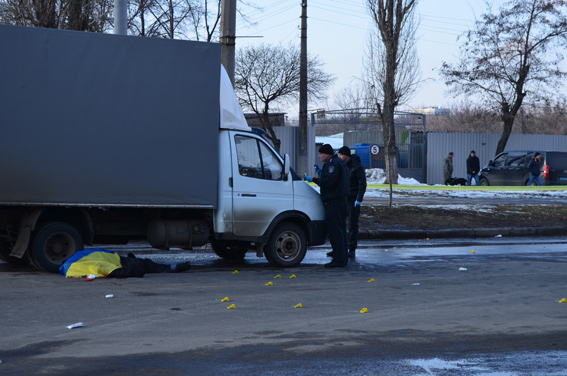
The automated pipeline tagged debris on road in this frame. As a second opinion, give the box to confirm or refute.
[66,322,84,329]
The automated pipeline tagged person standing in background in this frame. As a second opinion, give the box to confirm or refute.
[528,152,543,186]
[466,150,480,186]
[443,152,454,184]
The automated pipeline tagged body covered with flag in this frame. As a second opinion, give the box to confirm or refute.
[59,249,122,278]
[59,249,191,278]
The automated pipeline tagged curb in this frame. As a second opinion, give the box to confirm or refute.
[358,226,567,240]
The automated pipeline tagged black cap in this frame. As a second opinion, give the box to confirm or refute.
[338,146,351,156]
[535,152,541,157]
[319,144,334,155]
[470,150,476,154]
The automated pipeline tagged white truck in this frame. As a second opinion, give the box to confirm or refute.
[0,25,327,272]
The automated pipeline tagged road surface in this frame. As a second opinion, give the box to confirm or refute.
[1,238,567,375]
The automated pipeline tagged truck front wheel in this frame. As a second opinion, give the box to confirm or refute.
[31,222,84,273]
[264,223,307,268]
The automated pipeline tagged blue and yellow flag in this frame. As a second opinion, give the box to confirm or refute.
[59,249,121,278]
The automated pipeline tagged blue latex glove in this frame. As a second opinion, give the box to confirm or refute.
[314,165,322,176]
[304,175,313,182]
[354,200,361,207]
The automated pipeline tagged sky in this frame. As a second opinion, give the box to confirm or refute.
[235,0,489,117]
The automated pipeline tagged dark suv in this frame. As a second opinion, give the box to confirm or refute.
[479,150,567,186]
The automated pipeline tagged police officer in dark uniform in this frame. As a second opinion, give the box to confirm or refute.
[304,144,350,267]
[338,146,367,258]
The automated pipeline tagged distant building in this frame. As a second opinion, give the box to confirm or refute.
[244,113,287,127]
[411,106,450,116]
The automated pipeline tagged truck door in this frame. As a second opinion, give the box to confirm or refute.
[230,133,293,237]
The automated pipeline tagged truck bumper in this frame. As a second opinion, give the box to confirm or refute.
[308,220,327,246]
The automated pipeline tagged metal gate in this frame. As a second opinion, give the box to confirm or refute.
[311,109,427,182]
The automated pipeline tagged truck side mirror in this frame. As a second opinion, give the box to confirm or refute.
[488,159,494,167]
[283,154,290,179]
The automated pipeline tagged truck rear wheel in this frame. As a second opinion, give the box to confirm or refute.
[0,239,30,266]
[264,223,307,268]
[31,222,84,273]
[211,241,248,260]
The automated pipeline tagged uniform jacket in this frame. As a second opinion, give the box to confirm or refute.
[313,154,349,202]
[346,154,366,202]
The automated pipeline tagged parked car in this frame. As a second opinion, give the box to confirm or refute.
[479,150,567,186]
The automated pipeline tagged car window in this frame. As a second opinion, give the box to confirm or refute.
[259,142,283,180]
[546,152,567,168]
[506,152,527,167]
[235,135,282,181]
[493,153,507,168]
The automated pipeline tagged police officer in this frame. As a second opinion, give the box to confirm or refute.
[305,144,350,267]
[338,146,367,258]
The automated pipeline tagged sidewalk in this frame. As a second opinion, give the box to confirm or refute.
[359,226,567,240]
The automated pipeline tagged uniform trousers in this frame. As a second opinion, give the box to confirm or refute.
[347,200,361,252]
[324,197,348,264]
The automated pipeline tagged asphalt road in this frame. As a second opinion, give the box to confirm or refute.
[1,238,567,375]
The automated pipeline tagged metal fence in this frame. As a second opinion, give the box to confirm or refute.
[312,110,427,182]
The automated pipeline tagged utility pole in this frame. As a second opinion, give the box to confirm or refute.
[114,0,127,35]
[220,0,237,84]
[298,0,308,176]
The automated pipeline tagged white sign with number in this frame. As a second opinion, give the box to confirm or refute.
[370,144,380,156]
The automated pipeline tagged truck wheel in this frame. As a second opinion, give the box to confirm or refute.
[211,241,248,260]
[0,239,30,266]
[480,178,489,186]
[264,223,307,268]
[31,223,83,273]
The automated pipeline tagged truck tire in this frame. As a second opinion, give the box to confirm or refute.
[0,239,30,266]
[480,178,489,186]
[211,241,248,261]
[30,222,84,273]
[264,223,307,268]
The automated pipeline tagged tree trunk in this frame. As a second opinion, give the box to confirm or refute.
[495,115,515,156]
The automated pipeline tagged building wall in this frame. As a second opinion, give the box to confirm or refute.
[427,133,567,185]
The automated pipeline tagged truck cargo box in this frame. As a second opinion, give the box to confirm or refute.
[0,25,219,208]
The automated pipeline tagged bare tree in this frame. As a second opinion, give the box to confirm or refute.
[440,0,567,156]
[333,83,369,113]
[366,0,419,193]
[0,0,113,30]
[234,43,335,152]
[425,103,501,133]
